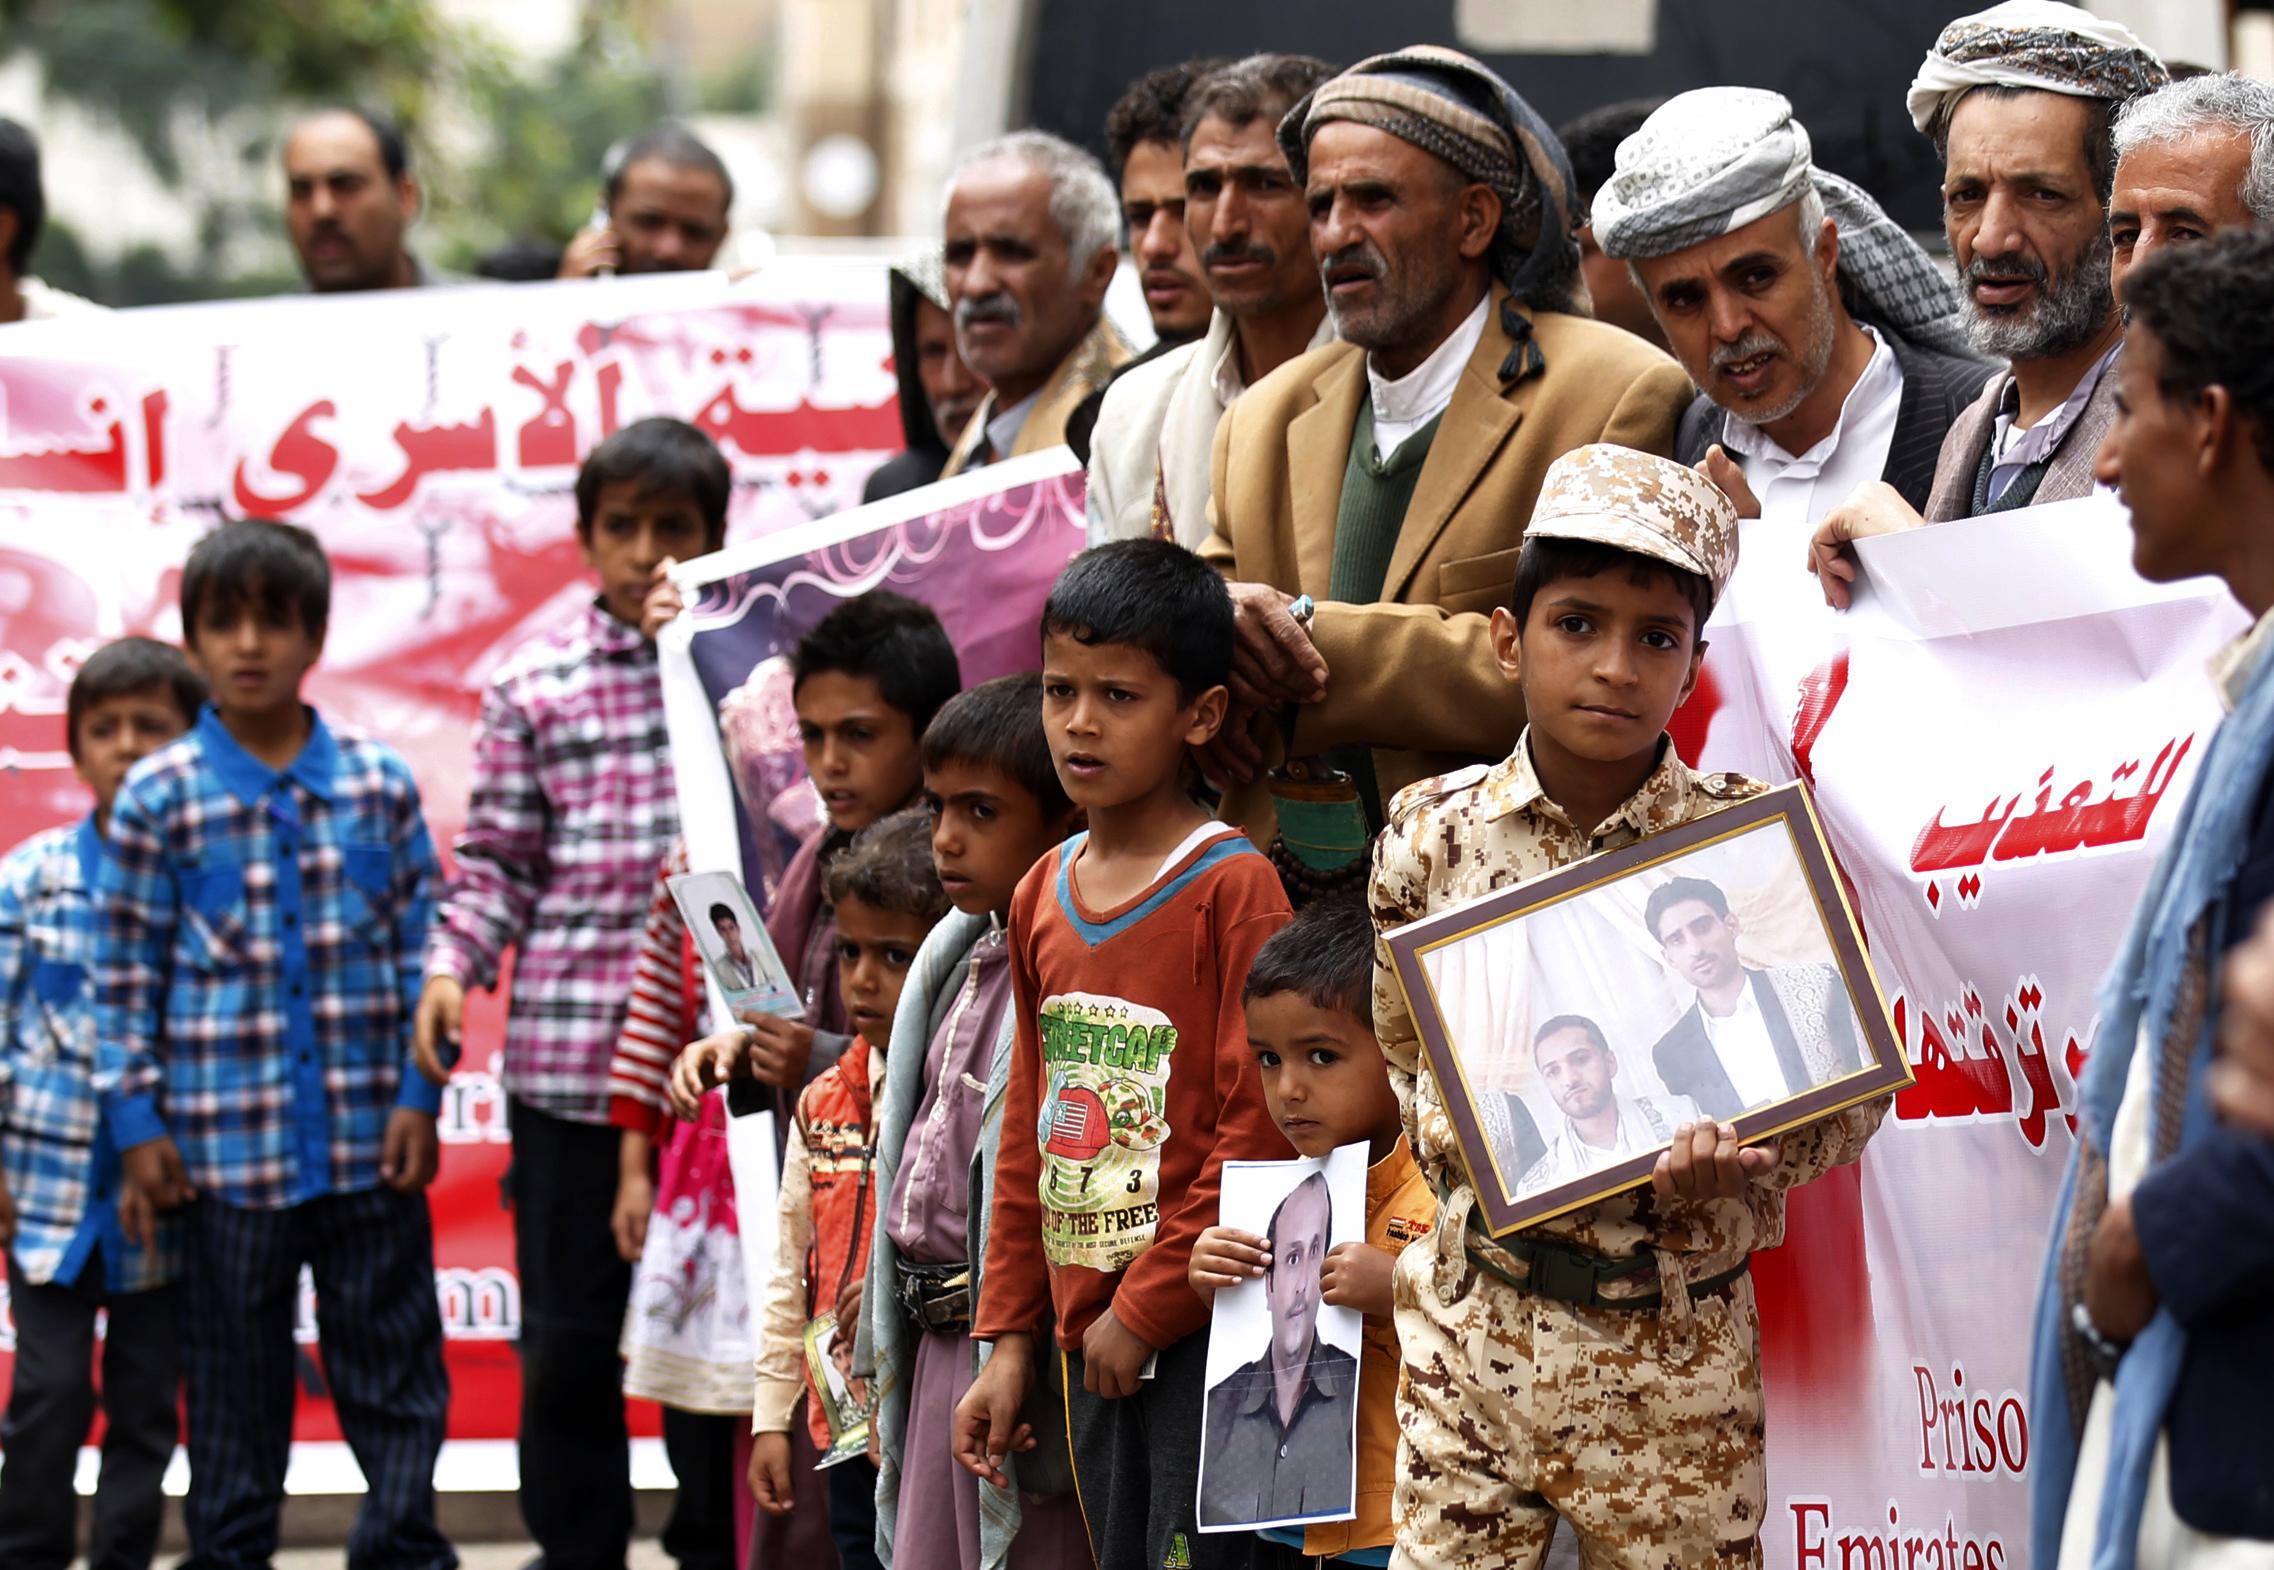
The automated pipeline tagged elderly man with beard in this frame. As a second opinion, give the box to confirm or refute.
[1200,45,1691,860]
[1807,1,2167,606]
[1597,90,1990,521]
[941,131,1134,475]
[1087,53,1339,548]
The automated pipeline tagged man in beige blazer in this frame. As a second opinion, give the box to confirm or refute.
[1199,46,1692,844]
[941,130,1134,475]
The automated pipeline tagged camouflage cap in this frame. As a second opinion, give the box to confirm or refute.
[1523,444,1738,601]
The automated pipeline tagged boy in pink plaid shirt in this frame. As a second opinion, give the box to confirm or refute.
[417,418,731,1570]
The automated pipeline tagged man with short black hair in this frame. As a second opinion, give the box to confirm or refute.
[1645,875,1863,1120]
[0,118,98,323]
[2034,225,2274,1568]
[283,107,450,293]
[1104,61,1222,346]
[1196,1172,1356,1528]
[1554,98,1666,350]
[1518,1015,1700,1197]
[1087,53,1339,547]
[558,123,734,279]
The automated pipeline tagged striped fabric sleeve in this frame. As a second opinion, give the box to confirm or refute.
[606,844,694,1137]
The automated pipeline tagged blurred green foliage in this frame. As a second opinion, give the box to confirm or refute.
[1,0,722,304]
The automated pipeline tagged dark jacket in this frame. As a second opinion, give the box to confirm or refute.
[1650,966,1861,1122]
[2127,760,2274,1536]
[1198,1338,1358,1527]
[862,265,951,504]
[1675,327,1995,512]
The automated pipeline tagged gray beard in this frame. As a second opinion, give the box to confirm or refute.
[1730,273,1840,430]
[1963,231,2115,362]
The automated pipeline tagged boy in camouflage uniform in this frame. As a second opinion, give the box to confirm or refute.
[1367,445,1887,1569]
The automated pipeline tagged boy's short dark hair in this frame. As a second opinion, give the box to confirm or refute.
[822,805,951,926]
[708,902,738,927]
[67,637,207,760]
[1510,534,1713,646]
[1041,539,1232,701]
[921,672,1071,821]
[573,417,731,551]
[181,519,332,642]
[791,591,962,739]
[1242,894,1374,1020]
[1643,875,1729,941]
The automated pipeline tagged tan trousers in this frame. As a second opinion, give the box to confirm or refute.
[1389,1221,1765,1570]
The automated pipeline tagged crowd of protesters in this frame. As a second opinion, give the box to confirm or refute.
[3,5,2273,1570]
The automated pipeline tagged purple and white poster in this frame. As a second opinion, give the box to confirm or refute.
[658,447,1086,955]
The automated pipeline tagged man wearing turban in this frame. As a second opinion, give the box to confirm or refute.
[1591,87,1994,778]
[1808,1,2167,606]
[1199,45,1692,853]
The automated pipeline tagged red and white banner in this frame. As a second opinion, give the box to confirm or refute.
[0,266,904,1481]
[1679,496,2245,1570]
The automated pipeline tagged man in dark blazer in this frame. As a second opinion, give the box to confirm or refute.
[2032,228,2274,1561]
[1593,88,1992,524]
[1644,876,1863,1121]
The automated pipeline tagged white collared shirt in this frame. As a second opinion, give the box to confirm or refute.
[1723,325,1904,533]
[983,390,1040,461]
[1368,293,1490,462]
[1698,979,1793,1111]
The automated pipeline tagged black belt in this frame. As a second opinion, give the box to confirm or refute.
[1462,1202,1747,1311]
[894,1260,971,1334]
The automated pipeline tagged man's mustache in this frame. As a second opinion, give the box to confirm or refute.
[1710,329,1785,371]
[1318,242,1386,283]
[1204,240,1277,270]
[1965,253,2048,288]
[955,294,1022,331]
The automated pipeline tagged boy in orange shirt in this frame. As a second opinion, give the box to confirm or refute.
[749,807,949,1570]
[953,540,1292,1570]
[1191,896,1433,1567]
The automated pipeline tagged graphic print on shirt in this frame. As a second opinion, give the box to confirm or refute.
[1034,989,1174,1271]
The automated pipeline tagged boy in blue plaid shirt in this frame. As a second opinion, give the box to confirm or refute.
[95,521,455,1570]
[0,637,204,1570]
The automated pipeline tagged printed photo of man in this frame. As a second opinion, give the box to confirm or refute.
[1198,1172,1357,1527]
[1516,1014,1701,1197]
[708,901,758,991]
[1645,874,1864,1119]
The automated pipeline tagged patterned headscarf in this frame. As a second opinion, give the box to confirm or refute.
[888,244,950,312]
[1907,1,2167,134]
[1593,88,1972,356]
[1279,44,1582,384]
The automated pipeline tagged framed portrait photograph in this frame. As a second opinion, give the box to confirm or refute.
[802,1312,871,1469]
[1382,782,1909,1238]
[667,869,804,1022]
[1195,1144,1366,1535]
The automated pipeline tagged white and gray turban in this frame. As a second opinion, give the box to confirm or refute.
[1592,87,1971,356]
[1907,0,2167,133]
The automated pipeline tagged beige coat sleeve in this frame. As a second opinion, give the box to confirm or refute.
[752,1116,816,1434]
[1367,815,1434,1144]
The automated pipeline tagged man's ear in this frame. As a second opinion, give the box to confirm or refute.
[399,174,423,225]
[1458,182,1503,262]
[1079,241,1118,314]
[0,209,17,274]
[2199,383,2237,477]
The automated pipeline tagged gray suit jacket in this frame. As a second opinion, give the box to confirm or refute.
[1675,329,1994,512]
[1922,354,2119,521]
